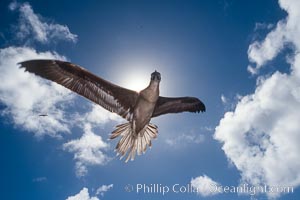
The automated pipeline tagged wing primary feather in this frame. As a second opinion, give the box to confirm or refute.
[152,96,205,117]
[19,59,138,120]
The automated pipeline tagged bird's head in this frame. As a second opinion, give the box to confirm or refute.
[151,70,161,82]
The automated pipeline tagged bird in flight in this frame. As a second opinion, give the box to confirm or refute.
[19,60,205,162]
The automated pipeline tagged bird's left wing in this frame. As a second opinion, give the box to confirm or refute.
[19,59,139,120]
[152,96,205,118]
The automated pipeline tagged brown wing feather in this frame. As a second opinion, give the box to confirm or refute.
[152,96,205,118]
[19,59,138,120]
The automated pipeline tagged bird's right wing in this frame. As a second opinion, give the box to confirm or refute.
[19,59,139,120]
[152,96,205,118]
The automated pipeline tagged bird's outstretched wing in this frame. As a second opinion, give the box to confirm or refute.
[19,59,138,120]
[152,96,205,118]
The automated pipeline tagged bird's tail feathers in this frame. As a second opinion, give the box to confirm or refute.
[110,122,158,162]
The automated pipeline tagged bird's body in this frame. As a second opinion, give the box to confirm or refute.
[133,77,159,134]
[111,71,161,161]
[19,60,205,162]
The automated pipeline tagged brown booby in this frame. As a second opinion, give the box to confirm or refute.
[19,60,205,162]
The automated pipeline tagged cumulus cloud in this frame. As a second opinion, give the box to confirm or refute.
[63,104,121,176]
[247,0,300,74]
[66,185,113,200]
[66,188,99,200]
[0,1,79,138]
[0,46,73,138]
[215,0,300,198]
[96,184,113,196]
[84,104,122,125]
[0,1,118,175]
[63,124,111,177]
[191,175,220,197]
[9,2,77,44]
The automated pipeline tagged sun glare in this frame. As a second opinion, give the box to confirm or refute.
[123,75,149,92]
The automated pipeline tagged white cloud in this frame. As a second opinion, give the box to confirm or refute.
[96,184,113,196]
[66,188,99,200]
[165,132,205,147]
[62,104,122,176]
[63,123,111,177]
[0,46,73,138]
[10,2,77,44]
[191,175,220,197]
[248,0,300,74]
[215,0,300,198]
[254,22,274,31]
[32,176,47,182]
[84,104,122,125]
[0,2,77,138]
[1,1,124,176]
[8,1,18,11]
[247,22,286,74]
[66,186,112,200]
[221,94,227,104]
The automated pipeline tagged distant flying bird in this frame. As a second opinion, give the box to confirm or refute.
[19,60,205,162]
[38,114,48,117]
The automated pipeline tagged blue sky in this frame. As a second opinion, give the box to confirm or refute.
[0,0,300,199]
